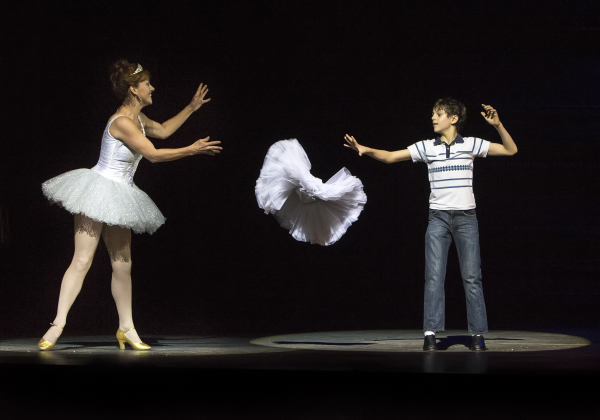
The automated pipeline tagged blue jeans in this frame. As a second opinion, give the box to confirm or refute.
[423,209,488,334]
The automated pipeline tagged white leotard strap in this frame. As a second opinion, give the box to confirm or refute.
[108,114,125,127]
[107,114,145,136]
[137,115,145,136]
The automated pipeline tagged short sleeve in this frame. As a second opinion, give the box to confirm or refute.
[407,141,428,163]
[472,137,491,158]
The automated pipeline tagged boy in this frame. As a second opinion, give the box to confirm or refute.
[344,99,517,351]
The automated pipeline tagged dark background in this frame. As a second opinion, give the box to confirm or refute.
[1,1,598,338]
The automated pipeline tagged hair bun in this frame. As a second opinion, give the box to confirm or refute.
[114,59,130,73]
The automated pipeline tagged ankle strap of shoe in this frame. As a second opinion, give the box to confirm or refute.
[121,327,136,333]
[50,323,64,329]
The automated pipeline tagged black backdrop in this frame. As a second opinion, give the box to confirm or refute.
[1,1,599,337]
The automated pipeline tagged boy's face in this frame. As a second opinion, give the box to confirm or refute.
[432,108,458,134]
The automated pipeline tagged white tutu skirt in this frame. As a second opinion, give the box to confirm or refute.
[255,139,367,246]
[42,169,165,234]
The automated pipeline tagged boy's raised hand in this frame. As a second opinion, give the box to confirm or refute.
[481,104,501,127]
[344,134,367,156]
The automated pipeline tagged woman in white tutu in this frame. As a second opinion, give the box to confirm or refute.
[38,59,221,350]
[255,139,366,246]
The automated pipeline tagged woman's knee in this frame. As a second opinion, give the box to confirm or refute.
[70,253,94,272]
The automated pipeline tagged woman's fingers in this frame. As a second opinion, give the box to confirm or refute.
[195,84,211,103]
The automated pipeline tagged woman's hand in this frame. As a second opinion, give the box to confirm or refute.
[481,104,501,127]
[189,83,211,112]
[191,137,222,156]
[344,134,368,156]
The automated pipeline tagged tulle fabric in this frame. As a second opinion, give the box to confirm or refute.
[255,139,366,246]
[42,169,165,234]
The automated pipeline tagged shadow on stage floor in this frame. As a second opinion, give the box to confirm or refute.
[1,329,599,419]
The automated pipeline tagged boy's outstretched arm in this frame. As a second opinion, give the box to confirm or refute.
[482,104,518,156]
[344,134,411,163]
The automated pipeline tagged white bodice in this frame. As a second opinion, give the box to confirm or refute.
[91,115,144,186]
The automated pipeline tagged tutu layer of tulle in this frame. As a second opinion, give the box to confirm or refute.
[255,139,366,246]
[42,169,165,234]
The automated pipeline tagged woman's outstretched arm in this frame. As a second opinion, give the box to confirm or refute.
[344,134,411,163]
[140,83,211,139]
[110,116,221,163]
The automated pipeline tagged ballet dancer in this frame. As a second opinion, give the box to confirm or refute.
[344,98,517,351]
[38,59,222,350]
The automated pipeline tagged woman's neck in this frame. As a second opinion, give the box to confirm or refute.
[118,101,143,119]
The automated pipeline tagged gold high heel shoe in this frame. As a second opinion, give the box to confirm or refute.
[116,327,151,350]
[37,323,64,351]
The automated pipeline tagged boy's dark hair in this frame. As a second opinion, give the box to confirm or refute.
[433,98,467,131]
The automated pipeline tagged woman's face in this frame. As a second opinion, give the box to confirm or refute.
[132,79,155,106]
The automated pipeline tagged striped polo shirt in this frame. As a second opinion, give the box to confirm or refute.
[407,134,490,210]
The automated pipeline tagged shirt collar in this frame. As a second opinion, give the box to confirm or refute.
[434,133,464,146]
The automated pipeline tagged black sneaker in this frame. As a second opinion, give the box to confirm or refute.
[470,335,487,351]
[423,335,438,351]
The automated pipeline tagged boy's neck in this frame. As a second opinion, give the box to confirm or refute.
[439,128,458,145]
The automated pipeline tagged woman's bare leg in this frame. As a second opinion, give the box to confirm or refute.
[102,224,142,343]
[42,214,103,343]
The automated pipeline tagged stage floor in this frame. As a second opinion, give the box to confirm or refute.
[1,329,598,373]
[1,329,599,418]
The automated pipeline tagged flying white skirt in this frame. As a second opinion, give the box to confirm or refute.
[255,139,366,246]
[42,169,165,234]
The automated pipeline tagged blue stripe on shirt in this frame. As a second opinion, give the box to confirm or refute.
[415,142,425,161]
[430,177,473,182]
[431,185,472,189]
[428,165,472,173]
[430,157,473,161]
[418,141,427,161]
